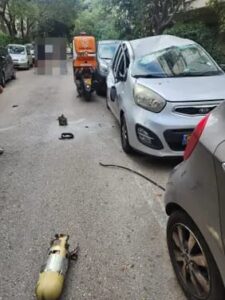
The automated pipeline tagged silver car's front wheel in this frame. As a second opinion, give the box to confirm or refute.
[120,115,133,154]
[167,211,225,300]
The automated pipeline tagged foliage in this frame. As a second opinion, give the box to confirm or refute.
[105,0,188,38]
[208,0,225,33]
[74,0,119,40]
[36,0,79,38]
[0,31,26,46]
[164,22,225,63]
[0,32,11,46]
[0,0,79,41]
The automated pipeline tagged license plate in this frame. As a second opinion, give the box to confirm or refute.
[182,134,192,146]
[84,78,92,85]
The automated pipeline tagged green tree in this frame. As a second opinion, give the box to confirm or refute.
[0,0,39,39]
[74,0,119,40]
[106,0,189,38]
[208,0,225,33]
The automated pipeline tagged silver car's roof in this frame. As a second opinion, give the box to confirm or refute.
[129,35,195,58]
[8,44,26,48]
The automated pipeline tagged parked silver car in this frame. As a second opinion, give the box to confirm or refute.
[165,102,225,300]
[7,44,33,69]
[107,35,225,157]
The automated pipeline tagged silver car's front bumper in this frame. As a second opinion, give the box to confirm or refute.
[126,100,222,157]
[13,61,28,68]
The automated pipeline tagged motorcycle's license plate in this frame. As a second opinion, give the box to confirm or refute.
[84,79,92,85]
[182,134,192,146]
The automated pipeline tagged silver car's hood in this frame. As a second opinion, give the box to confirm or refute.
[138,75,225,102]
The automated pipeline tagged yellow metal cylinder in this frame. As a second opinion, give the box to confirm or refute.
[36,272,64,300]
[35,235,69,300]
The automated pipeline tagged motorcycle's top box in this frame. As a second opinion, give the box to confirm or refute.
[73,35,97,69]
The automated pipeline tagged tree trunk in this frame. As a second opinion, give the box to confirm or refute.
[21,18,25,39]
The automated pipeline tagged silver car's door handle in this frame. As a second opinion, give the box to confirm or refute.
[222,163,225,172]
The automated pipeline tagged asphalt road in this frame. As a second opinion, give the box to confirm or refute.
[0,63,186,300]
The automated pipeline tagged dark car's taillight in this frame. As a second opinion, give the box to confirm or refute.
[184,114,209,160]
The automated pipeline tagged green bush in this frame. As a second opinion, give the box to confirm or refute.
[164,22,225,64]
[0,32,11,47]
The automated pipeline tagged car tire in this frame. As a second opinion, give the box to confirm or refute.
[26,62,30,70]
[1,72,6,87]
[120,115,133,154]
[11,69,16,80]
[96,85,106,97]
[106,96,110,110]
[167,210,225,300]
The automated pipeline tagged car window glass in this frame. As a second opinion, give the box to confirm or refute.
[132,45,222,78]
[114,51,123,77]
[113,46,122,73]
[27,47,31,55]
[116,52,126,80]
[123,46,130,69]
[98,43,118,60]
[8,46,26,55]
[118,56,125,76]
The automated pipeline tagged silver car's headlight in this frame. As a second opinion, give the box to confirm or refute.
[134,84,166,113]
[20,58,27,62]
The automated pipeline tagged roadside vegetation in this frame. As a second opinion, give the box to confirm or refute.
[0,0,224,62]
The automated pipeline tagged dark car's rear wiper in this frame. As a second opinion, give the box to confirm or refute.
[133,74,167,79]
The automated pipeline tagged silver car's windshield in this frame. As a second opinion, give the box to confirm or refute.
[132,44,223,78]
[8,46,25,55]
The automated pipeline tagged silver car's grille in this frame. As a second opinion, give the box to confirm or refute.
[174,104,219,116]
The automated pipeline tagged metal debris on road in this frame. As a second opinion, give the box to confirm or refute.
[58,114,68,126]
[35,234,79,300]
[99,162,166,191]
[59,133,74,140]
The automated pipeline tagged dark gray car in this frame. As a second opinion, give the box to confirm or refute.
[165,101,225,299]
[95,40,120,96]
[0,46,16,87]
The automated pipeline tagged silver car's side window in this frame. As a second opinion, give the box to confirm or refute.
[123,46,130,73]
[113,46,122,77]
[117,53,126,77]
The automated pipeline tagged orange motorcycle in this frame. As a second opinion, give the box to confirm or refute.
[73,33,97,101]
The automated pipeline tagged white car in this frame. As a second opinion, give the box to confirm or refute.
[8,44,33,69]
[106,35,225,157]
[25,43,35,63]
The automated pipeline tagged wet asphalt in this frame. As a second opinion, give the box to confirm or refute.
[0,63,186,300]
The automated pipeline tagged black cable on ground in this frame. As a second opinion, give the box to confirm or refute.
[59,133,74,140]
[99,162,166,192]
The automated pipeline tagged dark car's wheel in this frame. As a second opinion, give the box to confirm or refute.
[120,115,133,154]
[106,95,110,110]
[167,210,225,300]
[96,84,106,97]
[1,72,6,87]
[11,69,16,80]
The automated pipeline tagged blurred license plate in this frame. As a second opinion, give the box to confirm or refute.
[182,134,191,146]
[84,79,92,85]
